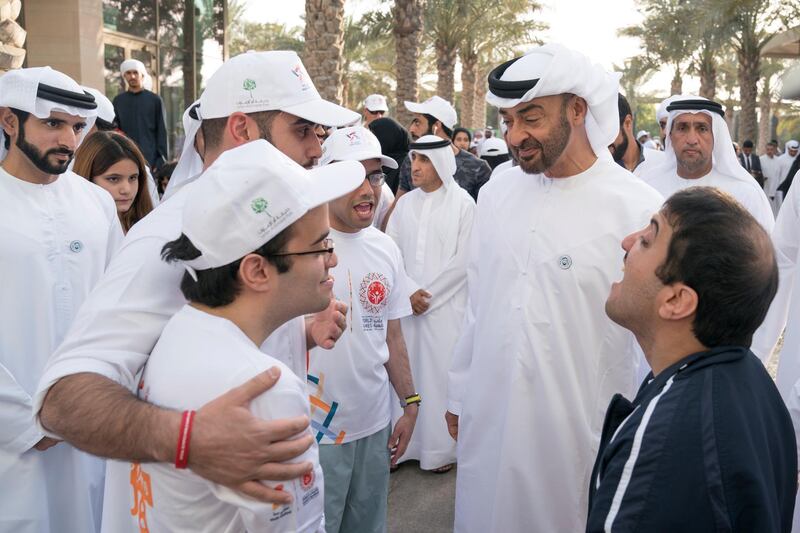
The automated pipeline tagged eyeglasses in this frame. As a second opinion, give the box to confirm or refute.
[366,171,386,187]
[270,238,335,258]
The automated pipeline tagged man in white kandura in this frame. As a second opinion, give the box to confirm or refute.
[638,95,774,232]
[386,135,475,473]
[444,43,664,532]
[34,51,360,532]
[126,140,363,532]
[0,67,123,532]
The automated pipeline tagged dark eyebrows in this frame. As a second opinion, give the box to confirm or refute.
[290,117,316,127]
[311,230,329,245]
[650,217,660,237]
[41,118,66,125]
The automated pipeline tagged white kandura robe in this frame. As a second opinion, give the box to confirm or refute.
[640,167,775,233]
[0,169,123,533]
[386,184,475,469]
[447,159,664,533]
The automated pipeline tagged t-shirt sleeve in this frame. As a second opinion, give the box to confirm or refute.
[209,366,323,531]
[387,241,413,320]
[33,233,186,436]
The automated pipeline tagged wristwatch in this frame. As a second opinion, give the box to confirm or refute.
[400,393,422,408]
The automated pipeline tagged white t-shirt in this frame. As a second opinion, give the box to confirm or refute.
[373,183,394,230]
[121,305,324,533]
[307,227,412,444]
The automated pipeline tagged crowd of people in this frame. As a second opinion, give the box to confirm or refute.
[2,41,800,533]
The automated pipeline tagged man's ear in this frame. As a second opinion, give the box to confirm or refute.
[226,112,254,144]
[623,114,633,133]
[238,254,272,292]
[0,108,19,138]
[657,282,698,321]
[569,96,589,124]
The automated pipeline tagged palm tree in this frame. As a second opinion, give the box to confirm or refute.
[711,0,800,143]
[424,0,464,105]
[458,0,545,128]
[303,0,346,104]
[393,0,426,127]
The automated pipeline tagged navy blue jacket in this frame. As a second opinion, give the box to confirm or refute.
[587,346,796,532]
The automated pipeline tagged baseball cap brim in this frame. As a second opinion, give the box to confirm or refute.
[305,160,366,207]
[282,98,360,128]
[404,100,430,116]
[321,149,398,170]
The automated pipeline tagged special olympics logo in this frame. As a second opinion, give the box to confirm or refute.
[346,131,361,145]
[291,64,311,91]
[301,470,315,490]
[360,272,390,314]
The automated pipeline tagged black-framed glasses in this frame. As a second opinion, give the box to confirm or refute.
[366,171,386,187]
[269,238,335,258]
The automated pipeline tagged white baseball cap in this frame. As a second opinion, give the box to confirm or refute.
[363,94,388,113]
[319,126,398,169]
[197,51,359,127]
[479,137,509,157]
[636,130,650,139]
[181,139,365,272]
[404,96,458,129]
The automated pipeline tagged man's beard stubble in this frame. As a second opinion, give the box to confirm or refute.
[610,132,629,164]
[513,106,572,175]
[16,123,73,175]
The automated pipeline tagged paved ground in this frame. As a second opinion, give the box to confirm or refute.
[387,461,456,533]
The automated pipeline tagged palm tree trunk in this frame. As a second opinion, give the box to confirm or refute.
[303,0,345,104]
[737,46,760,144]
[393,0,424,128]
[435,40,457,105]
[460,53,477,128]
[698,55,716,100]
[670,66,682,95]
[474,67,488,129]
[757,80,771,153]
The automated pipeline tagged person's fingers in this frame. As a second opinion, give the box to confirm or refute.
[387,428,400,449]
[251,460,313,482]
[253,422,313,451]
[334,300,348,316]
[217,368,281,406]
[236,480,294,504]
[252,433,314,462]
[422,290,432,298]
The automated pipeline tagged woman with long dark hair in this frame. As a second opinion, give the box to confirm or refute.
[73,131,154,233]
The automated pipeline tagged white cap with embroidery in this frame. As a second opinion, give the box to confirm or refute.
[404,95,458,129]
[319,126,398,169]
[180,139,365,272]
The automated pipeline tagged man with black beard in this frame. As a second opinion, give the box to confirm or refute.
[445,44,663,533]
[0,66,123,532]
[608,93,664,176]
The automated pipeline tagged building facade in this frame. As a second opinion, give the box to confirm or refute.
[23,0,230,160]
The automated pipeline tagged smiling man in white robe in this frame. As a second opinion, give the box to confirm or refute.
[0,67,123,533]
[638,95,774,232]
[386,135,475,473]
[444,43,664,532]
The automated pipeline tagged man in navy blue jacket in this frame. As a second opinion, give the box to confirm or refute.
[588,186,797,532]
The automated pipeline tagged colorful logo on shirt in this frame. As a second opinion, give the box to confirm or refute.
[129,463,153,533]
[69,240,83,253]
[250,197,271,216]
[359,272,390,314]
[301,469,315,490]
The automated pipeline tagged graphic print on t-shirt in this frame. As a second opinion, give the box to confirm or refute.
[359,271,391,331]
[308,371,346,444]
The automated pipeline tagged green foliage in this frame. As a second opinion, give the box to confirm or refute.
[229,21,304,57]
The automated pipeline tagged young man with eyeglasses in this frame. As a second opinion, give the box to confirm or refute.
[311,126,418,533]
[123,139,363,532]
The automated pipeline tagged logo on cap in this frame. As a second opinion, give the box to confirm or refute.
[251,197,271,216]
[346,131,361,146]
[291,64,311,91]
[242,78,257,99]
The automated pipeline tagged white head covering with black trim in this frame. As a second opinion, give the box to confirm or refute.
[485,43,620,157]
[657,95,753,185]
[0,66,98,161]
[82,86,116,129]
[408,135,457,189]
[163,100,203,199]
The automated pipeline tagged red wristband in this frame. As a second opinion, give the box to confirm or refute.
[174,410,195,469]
